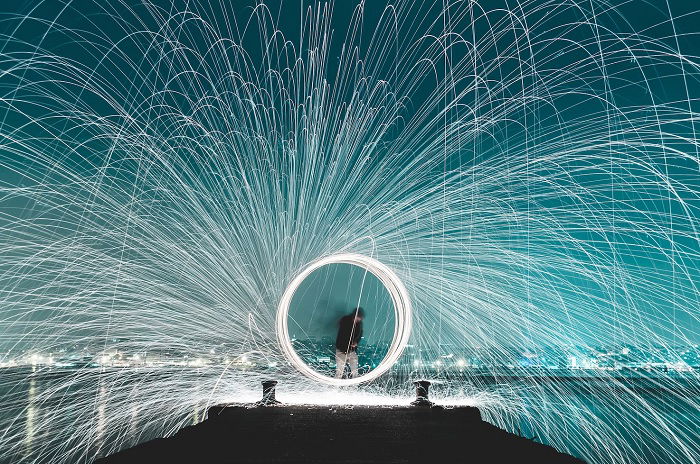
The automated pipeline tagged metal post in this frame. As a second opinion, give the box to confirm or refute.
[411,380,433,406]
[256,380,281,406]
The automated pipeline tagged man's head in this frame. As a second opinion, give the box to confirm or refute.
[352,307,365,321]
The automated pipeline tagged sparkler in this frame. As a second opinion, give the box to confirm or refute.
[0,1,698,463]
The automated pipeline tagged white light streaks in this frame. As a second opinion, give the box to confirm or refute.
[277,253,412,385]
[0,1,698,463]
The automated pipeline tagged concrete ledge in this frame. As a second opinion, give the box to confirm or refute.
[96,403,585,463]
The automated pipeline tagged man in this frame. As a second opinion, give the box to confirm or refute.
[335,307,364,378]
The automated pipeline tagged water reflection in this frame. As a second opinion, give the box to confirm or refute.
[96,384,107,454]
[5,370,210,463]
[2,369,699,464]
[192,402,205,424]
[24,378,36,455]
[128,403,140,439]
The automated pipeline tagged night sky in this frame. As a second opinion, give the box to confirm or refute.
[0,0,698,353]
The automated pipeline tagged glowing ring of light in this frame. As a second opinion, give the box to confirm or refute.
[277,253,412,385]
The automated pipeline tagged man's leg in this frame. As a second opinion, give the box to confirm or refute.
[335,350,346,378]
[348,351,359,378]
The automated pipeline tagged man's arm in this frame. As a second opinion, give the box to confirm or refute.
[354,323,363,345]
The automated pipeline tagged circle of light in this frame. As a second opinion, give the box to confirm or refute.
[276,253,412,386]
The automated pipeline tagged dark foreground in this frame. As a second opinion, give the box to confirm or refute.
[95,402,585,463]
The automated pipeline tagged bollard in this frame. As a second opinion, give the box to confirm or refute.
[411,380,434,407]
[256,380,281,406]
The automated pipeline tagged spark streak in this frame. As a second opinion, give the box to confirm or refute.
[0,1,699,463]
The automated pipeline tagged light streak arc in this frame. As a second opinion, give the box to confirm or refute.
[276,253,412,385]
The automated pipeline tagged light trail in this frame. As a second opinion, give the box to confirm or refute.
[0,1,698,463]
[276,253,412,385]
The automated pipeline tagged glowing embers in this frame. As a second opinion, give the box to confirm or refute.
[277,253,412,385]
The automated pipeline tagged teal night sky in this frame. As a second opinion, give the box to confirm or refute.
[0,0,698,353]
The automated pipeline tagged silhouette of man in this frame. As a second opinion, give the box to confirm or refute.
[335,307,364,378]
